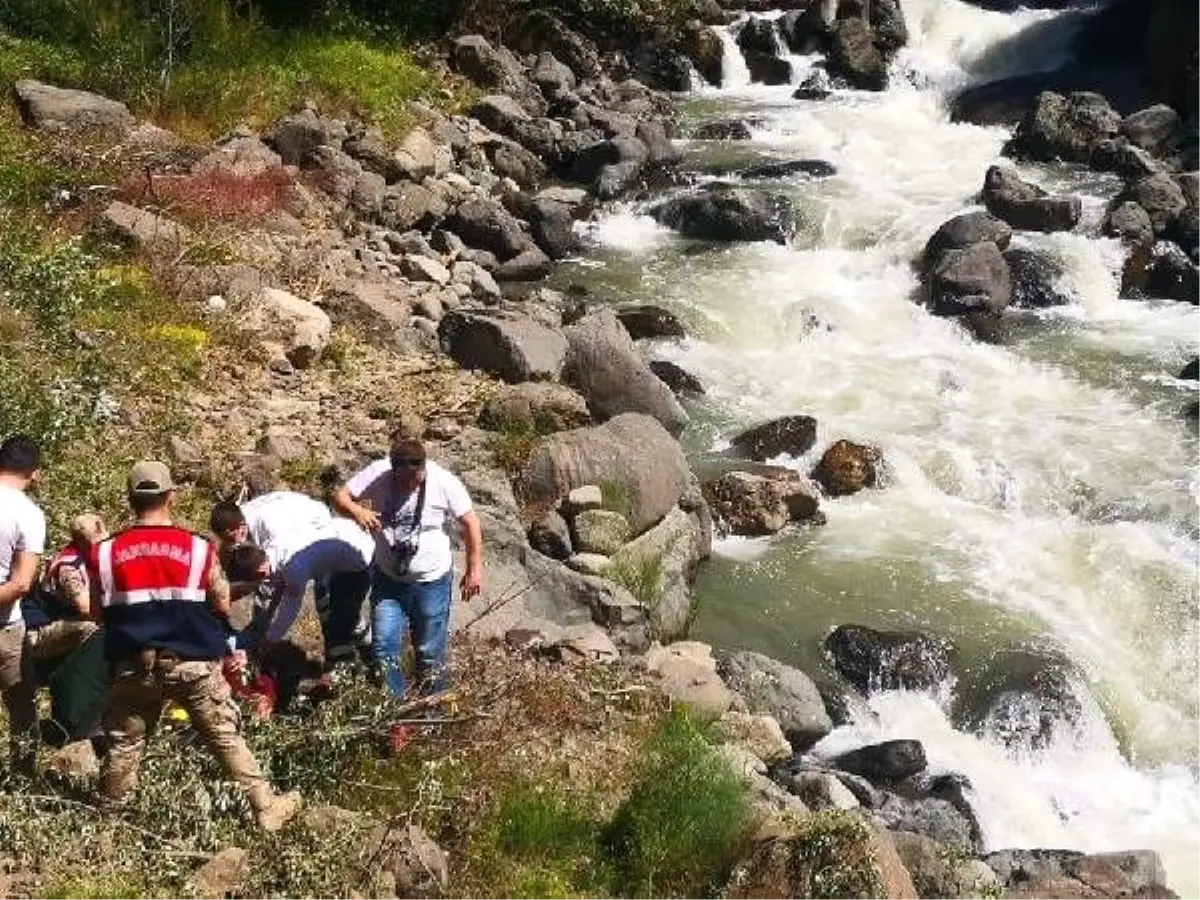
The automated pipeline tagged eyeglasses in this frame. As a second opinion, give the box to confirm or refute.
[391,458,425,468]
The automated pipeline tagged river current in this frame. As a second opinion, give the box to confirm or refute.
[553,0,1199,891]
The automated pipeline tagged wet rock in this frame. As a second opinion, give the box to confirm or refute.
[792,70,833,101]
[744,50,793,86]
[828,17,887,91]
[984,849,1174,900]
[437,308,568,383]
[1118,172,1187,236]
[1180,358,1198,380]
[981,165,1081,233]
[1126,241,1200,304]
[682,21,725,87]
[1103,200,1155,247]
[519,413,692,535]
[704,469,822,536]
[951,646,1085,749]
[691,118,759,140]
[731,415,818,461]
[1090,137,1162,180]
[736,16,780,57]
[14,79,135,135]
[527,510,572,560]
[810,439,881,496]
[739,159,837,180]
[779,6,830,54]
[651,184,797,244]
[645,641,735,717]
[922,211,1013,270]
[1005,90,1122,163]
[478,381,591,433]
[1121,104,1183,157]
[832,740,926,784]
[928,242,1013,316]
[562,308,689,435]
[717,650,834,750]
[649,360,705,396]
[617,304,687,340]
[1005,247,1074,308]
[875,789,981,852]
[824,624,953,693]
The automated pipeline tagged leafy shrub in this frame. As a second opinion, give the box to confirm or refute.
[603,707,751,897]
[606,551,663,610]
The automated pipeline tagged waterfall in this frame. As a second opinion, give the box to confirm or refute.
[565,0,1200,893]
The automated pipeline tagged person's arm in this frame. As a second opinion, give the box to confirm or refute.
[458,510,483,599]
[0,550,40,609]
[332,484,381,533]
[263,579,304,643]
[55,565,91,619]
[207,555,232,620]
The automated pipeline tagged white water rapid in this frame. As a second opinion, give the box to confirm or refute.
[562,0,1200,892]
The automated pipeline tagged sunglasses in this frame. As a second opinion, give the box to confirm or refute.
[391,458,425,468]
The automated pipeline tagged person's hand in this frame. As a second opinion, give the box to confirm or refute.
[460,566,482,600]
[226,649,249,675]
[352,505,382,533]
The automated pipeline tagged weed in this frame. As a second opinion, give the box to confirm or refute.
[279,453,329,494]
[40,872,153,899]
[491,421,544,478]
[603,707,751,897]
[606,552,664,610]
[599,477,631,516]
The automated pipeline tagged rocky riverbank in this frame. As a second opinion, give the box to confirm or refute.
[4,0,1194,895]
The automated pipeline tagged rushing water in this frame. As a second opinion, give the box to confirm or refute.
[555,0,1199,890]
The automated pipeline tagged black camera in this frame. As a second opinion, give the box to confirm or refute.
[388,539,418,575]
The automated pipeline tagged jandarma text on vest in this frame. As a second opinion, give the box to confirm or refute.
[113,541,193,566]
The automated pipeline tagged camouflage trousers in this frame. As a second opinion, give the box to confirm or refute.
[100,655,274,812]
[27,619,99,661]
[0,622,37,775]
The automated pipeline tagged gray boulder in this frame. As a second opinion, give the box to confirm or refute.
[928,242,1012,316]
[437,309,568,383]
[519,413,692,535]
[651,185,797,244]
[922,211,1013,270]
[444,198,531,260]
[650,360,705,396]
[1121,104,1183,157]
[983,849,1172,899]
[13,80,134,135]
[744,50,793,86]
[527,510,572,560]
[1118,172,1187,235]
[1005,90,1121,163]
[451,35,543,114]
[494,246,553,282]
[828,17,887,91]
[503,192,581,260]
[1103,200,1155,247]
[562,309,689,436]
[378,181,447,233]
[531,52,577,99]
[832,739,926,784]
[875,791,980,851]
[981,165,1080,233]
[264,107,346,166]
[617,305,687,341]
[717,650,833,750]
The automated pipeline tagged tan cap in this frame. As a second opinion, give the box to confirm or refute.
[127,460,177,495]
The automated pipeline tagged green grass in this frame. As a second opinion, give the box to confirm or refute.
[603,707,751,897]
[606,551,664,610]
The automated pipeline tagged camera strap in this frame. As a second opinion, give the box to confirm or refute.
[385,476,428,550]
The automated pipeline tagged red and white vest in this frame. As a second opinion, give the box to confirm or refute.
[90,524,227,661]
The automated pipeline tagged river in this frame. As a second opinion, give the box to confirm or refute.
[553,0,1199,892]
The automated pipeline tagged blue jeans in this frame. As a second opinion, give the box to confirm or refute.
[371,569,452,698]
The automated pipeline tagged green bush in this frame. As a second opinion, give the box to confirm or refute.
[603,707,751,897]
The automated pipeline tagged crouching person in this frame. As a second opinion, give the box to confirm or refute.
[24,514,105,660]
[89,460,301,831]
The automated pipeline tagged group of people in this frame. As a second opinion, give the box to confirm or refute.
[0,432,483,831]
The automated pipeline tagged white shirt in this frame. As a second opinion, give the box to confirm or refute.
[0,484,46,625]
[345,459,473,583]
[241,491,334,558]
[265,517,375,642]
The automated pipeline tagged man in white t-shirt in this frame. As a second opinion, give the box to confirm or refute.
[210,492,371,666]
[0,435,47,777]
[332,436,483,712]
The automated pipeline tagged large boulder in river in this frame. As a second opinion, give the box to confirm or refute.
[810,439,881,496]
[827,17,888,91]
[617,304,687,340]
[1116,172,1187,236]
[438,309,568,383]
[824,625,953,694]
[704,469,823,536]
[717,650,834,750]
[928,242,1013,317]
[981,166,1080,233]
[519,412,691,535]
[833,740,927,784]
[1004,91,1122,164]
[1005,248,1074,308]
[561,309,689,436]
[731,415,819,461]
[736,16,780,57]
[922,212,1012,270]
[1121,104,1184,157]
[651,185,797,244]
